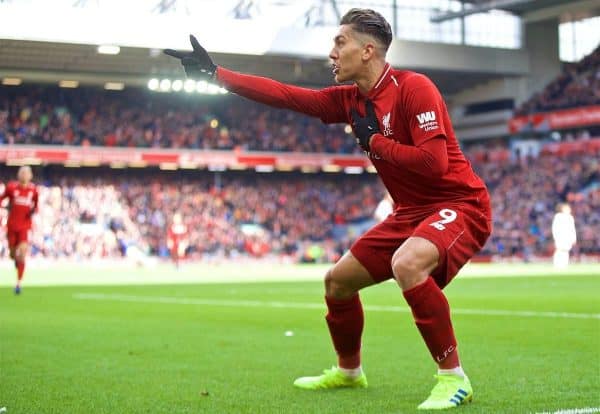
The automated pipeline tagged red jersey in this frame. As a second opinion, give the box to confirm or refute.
[168,223,188,244]
[1,181,38,231]
[217,65,489,211]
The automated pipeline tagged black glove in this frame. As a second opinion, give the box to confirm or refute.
[27,208,35,218]
[350,100,380,152]
[164,35,217,80]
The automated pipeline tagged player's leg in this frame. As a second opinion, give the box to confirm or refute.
[177,243,187,267]
[294,217,405,390]
[6,230,20,294]
[171,243,180,268]
[7,230,16,261]
[394,206,490,409]
[324,251,376,368]
[393,237,461,370]
[553,248,569,268]
[14,238,29,293]
[293,251,375,389]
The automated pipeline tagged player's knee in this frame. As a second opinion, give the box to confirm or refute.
[15,244,27,261]
[391,250,428,289]
[324,268,354,299]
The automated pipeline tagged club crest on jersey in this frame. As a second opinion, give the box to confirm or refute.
[382,112,393,136]
[416,111,439,132]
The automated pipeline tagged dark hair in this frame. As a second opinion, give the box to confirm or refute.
[340,8,393,52]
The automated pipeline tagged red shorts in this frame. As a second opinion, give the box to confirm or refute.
[351,199,492,289]
[7,228,30,249]
[170,243,186,259]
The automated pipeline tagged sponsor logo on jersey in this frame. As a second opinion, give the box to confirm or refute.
[382,112,393,136]
[416,111,439,132]
[14,190,34,207]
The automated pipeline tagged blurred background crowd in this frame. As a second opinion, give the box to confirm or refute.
[0,138,597,263]
[515,45,599,115]
[0,43,598,264]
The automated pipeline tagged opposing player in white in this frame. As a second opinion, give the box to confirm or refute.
[551,203,576,268]
[373,192,393,222]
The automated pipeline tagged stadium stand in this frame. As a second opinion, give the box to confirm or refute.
[515,45,600,115]
[1,34,599,263]
[1,136,598,263]
[0,86,358,154]
[470,148,599,259]
[0,167,384,262]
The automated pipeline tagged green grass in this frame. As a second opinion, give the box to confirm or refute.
[1,265,599,413]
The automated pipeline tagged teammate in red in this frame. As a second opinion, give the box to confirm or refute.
[1,166,38,295]
[167,213,189,268]
[166,8,492,410]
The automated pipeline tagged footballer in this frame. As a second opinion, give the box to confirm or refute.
[165,8,491,410]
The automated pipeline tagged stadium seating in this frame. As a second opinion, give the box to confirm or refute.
[1,45,598,262]
[0,86,358,154]
[1,142,598,262]
[515,45,600,115]
[0,168,383,262]
[470,149,599,258]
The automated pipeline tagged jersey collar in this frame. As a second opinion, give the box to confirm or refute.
[365,63,392,99]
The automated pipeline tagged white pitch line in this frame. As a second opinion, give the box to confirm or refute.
[72,293,600,320]
[534,408,600,414]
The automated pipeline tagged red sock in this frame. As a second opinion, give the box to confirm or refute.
[403,276,460,369]
[325,294,364,369]
[16,260,25,282]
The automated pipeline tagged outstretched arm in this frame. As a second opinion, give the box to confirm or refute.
[216,67,345,121]
[165,35,347,123]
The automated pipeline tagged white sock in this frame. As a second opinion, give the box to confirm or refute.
[339,366,363,379]
[438,366,465,378]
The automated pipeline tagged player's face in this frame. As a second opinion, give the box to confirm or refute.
[329,25,366,83]
[17,167,32,184]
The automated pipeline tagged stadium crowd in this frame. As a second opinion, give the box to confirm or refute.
[1,45,599,263]
[123,172,381,261]
[0,168,383,262]
[471,150,599,258]
[515,45,600,115]
[0,86,358,154]
[0,46,597,153]
[1,141,598,263]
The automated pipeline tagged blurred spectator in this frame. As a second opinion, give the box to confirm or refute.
[552,202,577,268]
[373,191,393,222]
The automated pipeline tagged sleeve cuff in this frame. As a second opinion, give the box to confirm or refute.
[369,133,385,154]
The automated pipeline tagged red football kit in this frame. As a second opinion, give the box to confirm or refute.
[168,223,189,259]
[1,181,38,248]
[217,64,492,288]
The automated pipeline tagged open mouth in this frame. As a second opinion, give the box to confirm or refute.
[332,63,339,75]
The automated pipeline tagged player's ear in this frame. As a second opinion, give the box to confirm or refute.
[361,42,376,62]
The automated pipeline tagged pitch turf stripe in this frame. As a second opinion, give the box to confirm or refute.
[72,293,600,320]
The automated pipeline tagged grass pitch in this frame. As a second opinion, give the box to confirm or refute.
[1,263,599,414]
